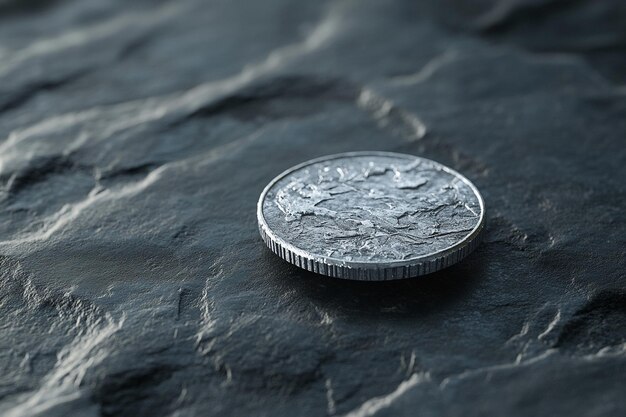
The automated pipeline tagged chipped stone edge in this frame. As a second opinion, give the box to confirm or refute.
[257,151,485,281]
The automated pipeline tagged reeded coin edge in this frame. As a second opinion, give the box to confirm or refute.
[257,151,485,280]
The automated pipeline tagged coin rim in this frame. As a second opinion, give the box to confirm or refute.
[257,151,485,277]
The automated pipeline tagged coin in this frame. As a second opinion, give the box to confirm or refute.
[258,151,485,280]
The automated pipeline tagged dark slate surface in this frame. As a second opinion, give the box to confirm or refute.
[0,1,625,416]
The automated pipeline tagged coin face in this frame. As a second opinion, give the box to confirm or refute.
[258,152,485,280]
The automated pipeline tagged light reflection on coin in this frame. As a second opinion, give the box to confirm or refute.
[258,152,485,280]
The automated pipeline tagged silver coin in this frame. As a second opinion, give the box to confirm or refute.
[257,151,485,280]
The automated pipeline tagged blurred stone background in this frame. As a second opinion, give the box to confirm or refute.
[0,0,624,416]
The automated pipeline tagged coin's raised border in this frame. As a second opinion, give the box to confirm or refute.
[257,151,485,280]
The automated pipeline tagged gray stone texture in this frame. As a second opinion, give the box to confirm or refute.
[0,0,624,416]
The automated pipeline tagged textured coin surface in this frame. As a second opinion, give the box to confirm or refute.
[258,152,485,280]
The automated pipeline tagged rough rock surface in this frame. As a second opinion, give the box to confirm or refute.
[0,0,624,416]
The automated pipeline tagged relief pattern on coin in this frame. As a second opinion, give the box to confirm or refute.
[258,152,484,279]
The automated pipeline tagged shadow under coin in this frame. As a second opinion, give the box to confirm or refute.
[263,247,487,320]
